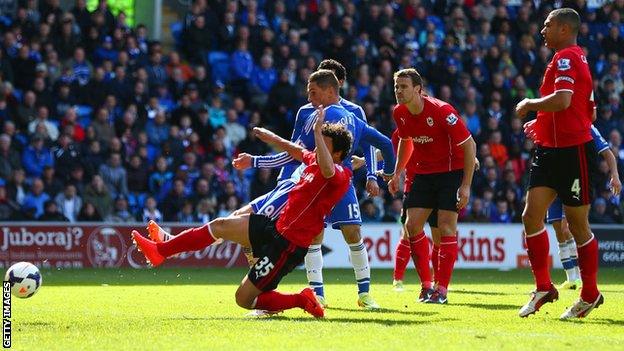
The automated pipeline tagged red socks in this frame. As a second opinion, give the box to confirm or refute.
[254,290,306,311]
[432,244,440,282]
[577,236,600,302]
[393,238,411,281]
[156,224,216,257]
[525,228,552,291]
[437,236,458,292]
[409,232,432,289]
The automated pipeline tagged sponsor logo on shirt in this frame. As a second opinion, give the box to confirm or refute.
[413,136,434,144]
[446,113,458,126]
[557,58,571,71]
[426,117,434,126]
[555,76,575,84]
[303,172,314,183]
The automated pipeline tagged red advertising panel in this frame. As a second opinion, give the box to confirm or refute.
[0,223,249,269]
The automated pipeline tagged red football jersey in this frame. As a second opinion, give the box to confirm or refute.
[391,130,417,192]
[392,96,472,174]
[277,150,351,248]
[535,45,593,148]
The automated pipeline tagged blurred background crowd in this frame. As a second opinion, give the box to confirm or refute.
[0,0,622,224]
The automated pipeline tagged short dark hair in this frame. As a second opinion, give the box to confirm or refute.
[318,59,347,82]
[308,69,339,91]
[393,68,423,87]
[550,8,581,34]
[321,122,352,161]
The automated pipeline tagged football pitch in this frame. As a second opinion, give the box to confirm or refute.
[10,268,624,350]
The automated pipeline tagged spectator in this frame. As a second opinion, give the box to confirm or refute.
[41,165,63,198]
[55,183,82,222]
[38,200,69,222]
[382,198,403,223]
[22,178,50,218]
[77,201,102,222]
[99,153,128,198]
[83,175,113,219]
[21,134,54,178]
[107,195,134,223]
[0,133,21,180]
[139,196,162,223]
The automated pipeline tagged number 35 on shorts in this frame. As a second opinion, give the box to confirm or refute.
[254,256,275,278]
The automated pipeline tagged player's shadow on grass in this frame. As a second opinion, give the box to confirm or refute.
[326,306,438,317]
[452,290,515,296]
[170,316,456,326]
[452,302,518,311]
[561,318,624,326]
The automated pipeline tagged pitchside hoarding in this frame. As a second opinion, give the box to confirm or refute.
[0,223,621,269]
[0,223,248,269]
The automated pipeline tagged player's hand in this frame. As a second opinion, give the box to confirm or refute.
[610,175,622,196]
[253,127,278,144]
[456,184,470,210]
[515,98,533,118]
[523,119,537,139]
[313,105,325,133]
[232,153,253,170]
[475,157,481,171]
[366,178,380,197]
[351,155,365,170]
[388,174,400,196]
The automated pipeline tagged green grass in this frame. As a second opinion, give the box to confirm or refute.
[10,268,624,350]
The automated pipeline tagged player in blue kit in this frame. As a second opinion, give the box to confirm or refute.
[233,68,395,309]
[525,122,621,290]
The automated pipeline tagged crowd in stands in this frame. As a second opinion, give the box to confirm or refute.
[0,0,623,224]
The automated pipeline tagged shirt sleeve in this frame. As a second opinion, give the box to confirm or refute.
[553,51,577,93]
[392,106,411,139]
[441,106,472,146]
[302,150,316,165]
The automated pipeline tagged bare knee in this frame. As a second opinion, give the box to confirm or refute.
[235,286,255,309]
[310,232,324,245]
[437,222,456,237]
[522,208,544,228]
[405,218,424,237]
[341,225,361,244]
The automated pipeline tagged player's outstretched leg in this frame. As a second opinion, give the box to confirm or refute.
[238,278,324,318]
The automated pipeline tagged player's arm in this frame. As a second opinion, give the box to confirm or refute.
[232,107,308,170]
[601,148,622,196]
[388,137,413,195]
[360,124,395,177]
[515,90,572,118]
[252,128,304,162]
[457,136,477,210]
[312,105,335,178]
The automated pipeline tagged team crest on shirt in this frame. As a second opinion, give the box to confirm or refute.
[557,58,571,71]
[446,113,458,126]
[426,117,434,126]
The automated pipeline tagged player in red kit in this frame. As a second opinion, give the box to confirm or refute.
[515,8,603,319]
[131,106,352,318]
[388,68,476,304]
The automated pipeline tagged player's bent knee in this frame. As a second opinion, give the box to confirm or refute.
[234,286,255,309]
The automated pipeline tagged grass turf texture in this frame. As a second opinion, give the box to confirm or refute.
[11,268,624,350]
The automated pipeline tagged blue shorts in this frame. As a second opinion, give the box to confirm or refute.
[249,180,295,219]
[546,197,564,224]
[325,185,362,229]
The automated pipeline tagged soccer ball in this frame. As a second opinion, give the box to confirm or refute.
[4,262,42,298]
